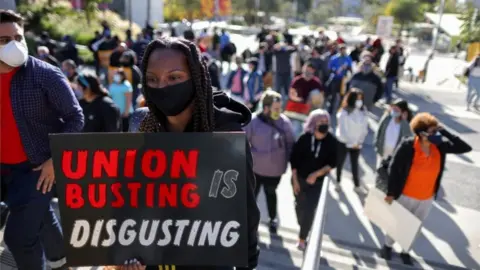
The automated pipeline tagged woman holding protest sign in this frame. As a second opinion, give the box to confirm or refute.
[289,109,338,251]
[128,37,260,270]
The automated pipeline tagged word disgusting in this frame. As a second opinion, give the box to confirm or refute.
[71,219,240,248]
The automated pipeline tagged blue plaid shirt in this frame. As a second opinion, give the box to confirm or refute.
[9,56,84,165]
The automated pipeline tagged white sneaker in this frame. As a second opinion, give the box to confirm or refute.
[333,181,342,192]
[359,181,370,192]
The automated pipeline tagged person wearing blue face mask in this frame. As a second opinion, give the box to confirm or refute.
[374,99,413,160]
[380,112,472,266]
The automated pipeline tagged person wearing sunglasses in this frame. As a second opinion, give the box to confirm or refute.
[381,112,471,265]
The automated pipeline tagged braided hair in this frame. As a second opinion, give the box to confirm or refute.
[140,37,215,132]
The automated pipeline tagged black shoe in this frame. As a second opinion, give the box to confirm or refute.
[268,220,278,234]
[380,245,392,260]
[0,205,9,230]
[400,252,414,266]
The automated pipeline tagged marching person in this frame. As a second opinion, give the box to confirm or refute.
[245,90,295,234]
[382,112,472,265]
[128,37,259,270]
[226,55,247,102]
[77,73,121,132]
[290,109,337,251]
[466,55,480,110]
[288,62,324,137]
[335,89,369,193]
[374,99,413,160]
[384,46,399,104]
[0,9,84,270]
[109,68,133,131]
[347,54,383,110]
[326,44,352,114]
[244,57,264,110]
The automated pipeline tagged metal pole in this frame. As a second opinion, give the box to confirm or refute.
[128,0,132,30]
[431,0,445,53]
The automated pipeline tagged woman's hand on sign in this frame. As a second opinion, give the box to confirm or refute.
[118,258,146,270]
[34,158,55,194]
[384,196,394,205]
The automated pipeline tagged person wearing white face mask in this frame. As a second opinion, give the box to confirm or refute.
[374,99,413,159]
[335,89,369,193]
[108,68,133,131]
[0,9,83,270]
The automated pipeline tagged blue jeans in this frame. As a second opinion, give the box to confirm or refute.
[1,162,65,270]
[384,76,396,104]
[290,119,304,140]
[275,72,292,98]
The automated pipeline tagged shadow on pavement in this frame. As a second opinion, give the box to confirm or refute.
[395,90,476,134]
[323,187,383,269]
[418,203,480,270]
[255,187,298,269]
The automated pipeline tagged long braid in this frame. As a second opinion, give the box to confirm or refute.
[139,37,215,132]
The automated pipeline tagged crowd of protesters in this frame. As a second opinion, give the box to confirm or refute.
[0,7,473,270]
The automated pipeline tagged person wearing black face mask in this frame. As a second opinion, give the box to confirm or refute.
[289,109,337,251]
[128,37,260,270]
[381,112,471,265]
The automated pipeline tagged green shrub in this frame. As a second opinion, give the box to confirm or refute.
[18,1,141,46]
[78,46,95,65]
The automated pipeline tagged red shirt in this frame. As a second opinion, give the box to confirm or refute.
[198,43,207,53]
[1,68,28,164]
[290,75,323,103]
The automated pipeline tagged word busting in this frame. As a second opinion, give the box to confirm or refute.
[50,132,248,266]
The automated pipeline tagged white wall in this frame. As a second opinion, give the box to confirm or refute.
[130,0,164,28]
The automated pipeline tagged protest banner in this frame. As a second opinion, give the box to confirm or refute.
[49,133,248,267]
[364,188,421,251]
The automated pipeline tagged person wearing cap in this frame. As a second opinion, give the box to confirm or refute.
[326,43,352,114]
[244,57,264,110]
[244,90,295,234]
[382,112,471,265]
[374,99,413,160]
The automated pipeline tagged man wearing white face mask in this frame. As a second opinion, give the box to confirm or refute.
[0,9,83,270]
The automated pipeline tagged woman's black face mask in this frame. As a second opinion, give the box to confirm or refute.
[317,124,329,133]
[145,79,195,116]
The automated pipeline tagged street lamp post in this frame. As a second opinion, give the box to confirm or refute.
[431,0,445,53]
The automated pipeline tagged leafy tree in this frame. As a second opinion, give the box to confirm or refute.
[307,4,335,26]
[459,3,480,43]
[84,0,112,25]
[385,0,426,36]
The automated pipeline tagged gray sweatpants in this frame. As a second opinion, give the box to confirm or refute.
[384,195,433,251]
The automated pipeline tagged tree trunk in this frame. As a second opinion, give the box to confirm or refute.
[47,0,53,7]
[398,22,404,38]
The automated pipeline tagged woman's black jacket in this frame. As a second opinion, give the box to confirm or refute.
[387,129,472,199]
[130,91,260,270]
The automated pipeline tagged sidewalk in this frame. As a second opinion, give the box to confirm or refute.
[323,179,480,270]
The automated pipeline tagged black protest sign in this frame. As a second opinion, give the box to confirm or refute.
[49,132,248,267]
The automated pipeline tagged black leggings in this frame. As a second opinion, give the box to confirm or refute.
[336,142,361,187]
[254,174,281,221]
[295,181,322,240]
